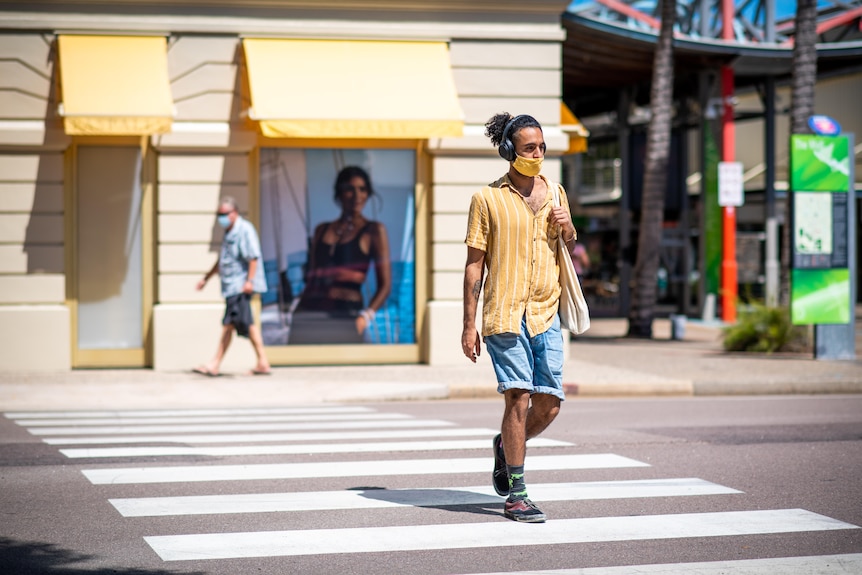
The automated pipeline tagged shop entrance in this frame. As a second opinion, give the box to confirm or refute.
[72,145,153,367]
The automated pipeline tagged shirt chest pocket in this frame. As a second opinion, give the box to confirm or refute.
[222,235,243,259]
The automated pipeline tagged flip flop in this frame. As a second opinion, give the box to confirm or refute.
[192,367,219,377]
[249,369,272,376]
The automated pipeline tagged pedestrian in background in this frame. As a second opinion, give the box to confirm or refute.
[461,113,577,523]
[194,197,271,376]
[571,242,591,277]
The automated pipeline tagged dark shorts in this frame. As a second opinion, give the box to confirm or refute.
[223,292,253,338]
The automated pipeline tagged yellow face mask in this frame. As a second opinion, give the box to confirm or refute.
[512,154,543,177]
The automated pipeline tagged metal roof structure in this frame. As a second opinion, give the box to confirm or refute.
[563,0,862,116]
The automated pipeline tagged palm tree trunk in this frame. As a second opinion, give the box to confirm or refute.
[627,0,676,338]
[780,0,818,306]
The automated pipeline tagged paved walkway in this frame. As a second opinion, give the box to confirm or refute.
[0,317,859,411]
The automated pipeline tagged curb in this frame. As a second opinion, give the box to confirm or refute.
[446,379,862,400]
[447,384,499,400]
[566,381,694,397]
[447,380,696,400]
[692,380,862,396]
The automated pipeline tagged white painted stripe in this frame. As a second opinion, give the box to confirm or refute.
[43,427,500,445]
[22,412,410,427]
[61,437,570,459]
[27,418,454,436]
[82,453,649,485]
[468,553,862,575]
[145,509,859,561]
[0,120,44,131]
[5,406,371,419]
[110,478,740,517]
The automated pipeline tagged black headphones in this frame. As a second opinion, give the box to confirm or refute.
[497,115,526,162]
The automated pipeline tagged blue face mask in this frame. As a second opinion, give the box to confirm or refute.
[217,214,232,229]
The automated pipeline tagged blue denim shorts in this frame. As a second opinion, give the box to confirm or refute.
[483,314,565,401]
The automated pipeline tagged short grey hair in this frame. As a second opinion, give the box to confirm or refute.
[219,196,238,212]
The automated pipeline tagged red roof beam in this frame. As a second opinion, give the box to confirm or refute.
[593,0,661,30]
[815,6,862,35]
[778,6,862,35]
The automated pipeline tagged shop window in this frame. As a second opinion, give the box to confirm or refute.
[259,148,416,346]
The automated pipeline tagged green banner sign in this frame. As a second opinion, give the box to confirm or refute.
[790,135,850,192]
[791,268,851,324]
[789,134,852,326]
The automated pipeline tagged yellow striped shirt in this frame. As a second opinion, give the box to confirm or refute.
[465,174,573,338]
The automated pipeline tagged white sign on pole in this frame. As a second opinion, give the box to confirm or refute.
[718,161,744,207]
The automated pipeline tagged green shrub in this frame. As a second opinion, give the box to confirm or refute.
[722,303,809,353]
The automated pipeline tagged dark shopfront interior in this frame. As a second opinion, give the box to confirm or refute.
[560,9,862,320]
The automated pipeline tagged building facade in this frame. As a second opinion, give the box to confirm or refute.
[0,0,581,371]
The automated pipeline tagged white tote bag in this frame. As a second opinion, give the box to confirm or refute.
[552,185,590,335]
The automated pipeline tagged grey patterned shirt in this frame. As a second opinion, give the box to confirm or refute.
[219,216,268,298]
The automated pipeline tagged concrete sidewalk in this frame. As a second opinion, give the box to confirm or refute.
[0,318,859,411]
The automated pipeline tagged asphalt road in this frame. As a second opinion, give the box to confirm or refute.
[1,396,861,574]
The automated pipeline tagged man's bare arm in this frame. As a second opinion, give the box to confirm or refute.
[244,258,258,293]
[197,261,220,291]
[461,246,485,362]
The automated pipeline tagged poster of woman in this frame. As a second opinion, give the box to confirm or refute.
[258,148,416,346]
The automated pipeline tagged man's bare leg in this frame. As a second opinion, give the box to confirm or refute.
[501,390,561,465]
[501,389,531,466]
[247,324,270,373]
[525,393,561,440]
[198,324,233,375]
[499,389,555,522]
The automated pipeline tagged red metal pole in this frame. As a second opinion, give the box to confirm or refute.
[722,0,735,41]
[721,1,737,323]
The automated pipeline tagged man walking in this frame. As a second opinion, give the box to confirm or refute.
[194,197,271,376]
[462,113,577,523]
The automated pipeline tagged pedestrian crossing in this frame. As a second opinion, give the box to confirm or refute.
[468,554,862,575]
[143,509,853,561]
[59,437,571,459]
[5,405,860,572]
[109,478,741,517]
[80,453,646,484]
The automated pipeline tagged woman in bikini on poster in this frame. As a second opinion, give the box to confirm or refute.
[289,166,392,344]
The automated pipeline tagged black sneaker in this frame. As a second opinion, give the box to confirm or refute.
[492,433,508,496]
[504,497,546,523]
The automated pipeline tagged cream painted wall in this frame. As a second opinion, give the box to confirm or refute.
[153,304,258,372]
[0,149,69,369]
[0,34,69,147]
[0,245,63,273]
[159,184,248,212]
[168,36,239,123]
[432,184,476,213]
[154,35,258,149]
[0,306,71,371]
[159,154,250,184]
[156,153,251,305]
[0,35,53,120]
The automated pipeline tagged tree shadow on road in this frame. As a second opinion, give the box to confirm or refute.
[0,537,206,575]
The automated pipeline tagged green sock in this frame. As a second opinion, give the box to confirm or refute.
[507,464,527,499]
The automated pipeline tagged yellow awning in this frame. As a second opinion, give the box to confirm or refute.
[560,102,589,154]
[58,35,173,136]
[243,39,464,139]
